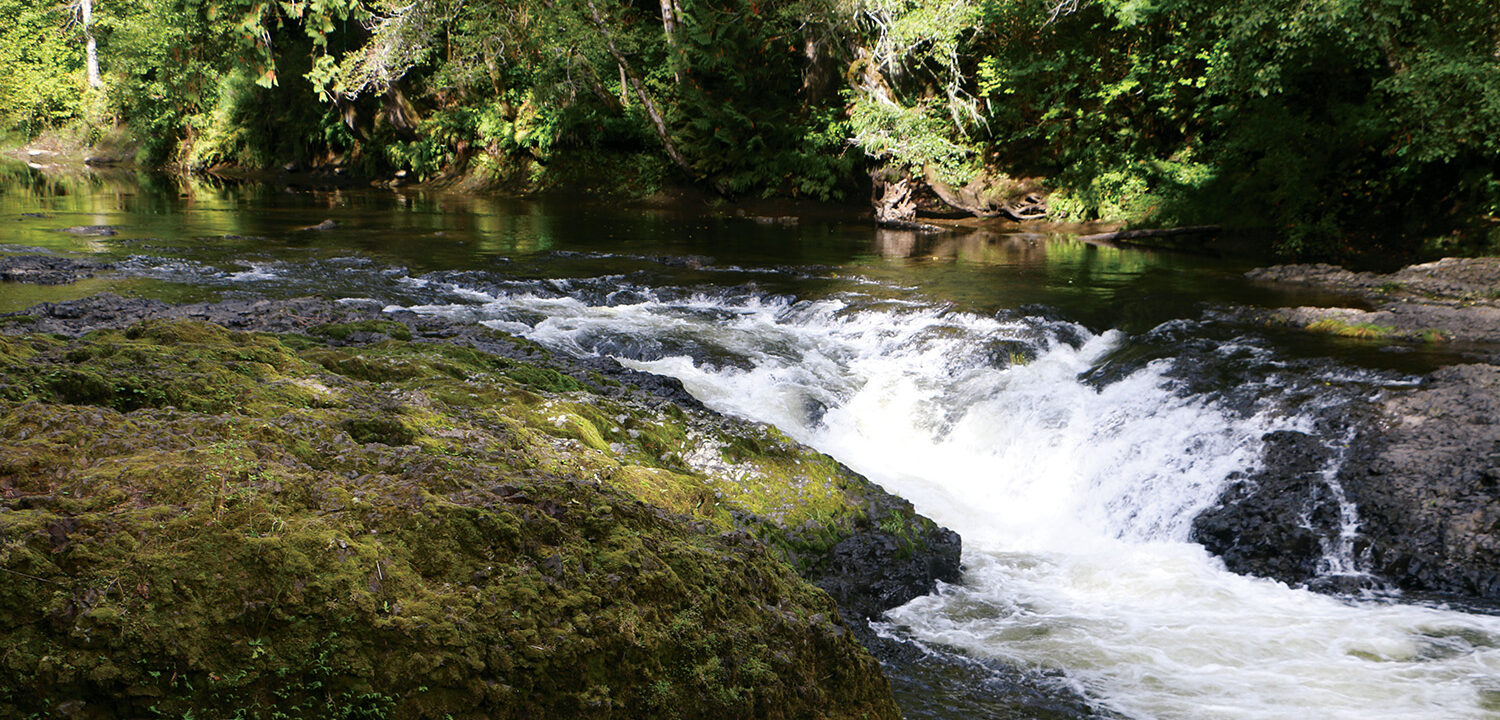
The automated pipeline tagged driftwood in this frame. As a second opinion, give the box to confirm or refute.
[922,166,1049,221]
[1075,225,1221,248]
[871,168,918,224]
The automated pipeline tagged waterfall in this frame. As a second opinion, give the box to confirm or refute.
[395,275,1500,720]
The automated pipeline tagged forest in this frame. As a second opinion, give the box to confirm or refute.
[2,0,1497,258]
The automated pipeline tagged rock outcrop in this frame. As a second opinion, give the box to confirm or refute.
[1343,364,1500,597]
[1198,258,1500,600]
[0,296,963,719]
[1241,258,1500,352]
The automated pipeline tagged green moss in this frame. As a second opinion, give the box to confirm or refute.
[1419,328,1452,343]
[342,415,420,446]
[0,319,904,719]
[503,363,585,393]
[0,321,319,413]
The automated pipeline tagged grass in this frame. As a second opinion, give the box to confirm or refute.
[1304,318,1396,339]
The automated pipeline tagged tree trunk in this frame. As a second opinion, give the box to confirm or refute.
[922,165,1049,221]
[659,0,680,42]
[579,0,699,182]
[659,0,683,83]
[81,0,101,89]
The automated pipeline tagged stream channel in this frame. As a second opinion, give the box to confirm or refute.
[4,170,1500,719]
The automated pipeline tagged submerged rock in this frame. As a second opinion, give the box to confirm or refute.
[53,225,119,237]
[0,297,962,718]
[0,255,112,285]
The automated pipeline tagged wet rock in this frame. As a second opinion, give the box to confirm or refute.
[866,629,1116,720]
[0,255,112,285]
[1192,431,1343,585]
[802,498,962,622]
[54,225,118,236]
[299,219,338,231]
[1194,365,1500,601]
[1339,364,1500,599]
[0,294,170,334]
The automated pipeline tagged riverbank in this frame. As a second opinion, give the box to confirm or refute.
[0,292,963,718]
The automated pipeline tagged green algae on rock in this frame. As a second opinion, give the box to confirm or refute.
[0,311,952,719]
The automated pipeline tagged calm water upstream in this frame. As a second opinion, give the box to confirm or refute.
[5,167,1500,719]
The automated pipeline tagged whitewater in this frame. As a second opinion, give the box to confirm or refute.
[385,271,1500,720]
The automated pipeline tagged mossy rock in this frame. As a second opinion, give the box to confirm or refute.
[0,319,911,719]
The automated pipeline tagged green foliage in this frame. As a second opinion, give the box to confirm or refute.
[3,0,1496,257]
[845,0,986,182]
[967,0,1500,256]
[849,97,974,185]
[0,0,85,135]
[668,0,856,198]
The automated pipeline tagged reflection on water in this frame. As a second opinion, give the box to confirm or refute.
[0,159,1463,372]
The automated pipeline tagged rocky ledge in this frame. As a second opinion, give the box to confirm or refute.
[1195,257,1500,600]
[1194,364,1500,599]
[1240,257,1500,351]
[0,294,960,719]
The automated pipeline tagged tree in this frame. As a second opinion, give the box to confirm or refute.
[0,0,83,135]
[74,0,101,89]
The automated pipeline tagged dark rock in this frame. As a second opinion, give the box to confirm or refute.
[1194,365,1500,602]
[54,225,118,236]
[1192,431,1343,585]
[1339,364,1500,599]
[805,502,962,622]
[865,628,1115,720]
[0,255,112,285]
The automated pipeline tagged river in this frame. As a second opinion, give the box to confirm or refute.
[5,167,1500,719]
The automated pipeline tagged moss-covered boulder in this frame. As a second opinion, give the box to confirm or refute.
[0,314,941,719]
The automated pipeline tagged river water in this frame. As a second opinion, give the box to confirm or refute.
[5,169,1500,719]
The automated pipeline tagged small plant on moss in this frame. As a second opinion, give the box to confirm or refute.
[1419,329,1451,343]
[1305,319,1395,340]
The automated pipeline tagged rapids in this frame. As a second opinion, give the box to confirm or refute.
[392,278,1500,720]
